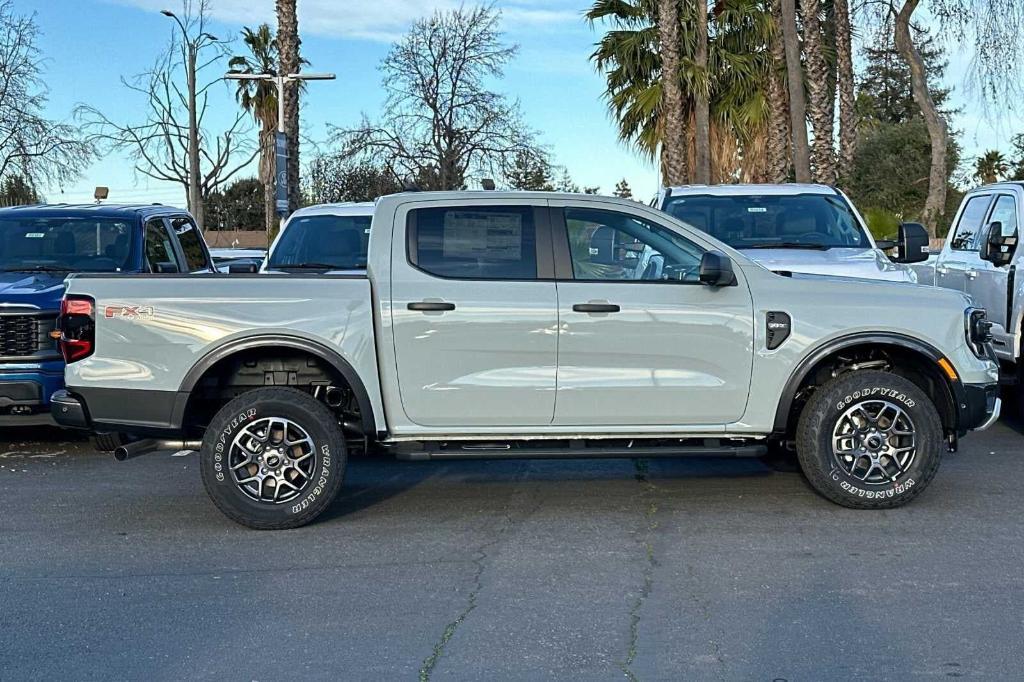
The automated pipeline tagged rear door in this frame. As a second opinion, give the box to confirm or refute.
[549,201,754,427]
[389,199,559,427]
[937,193,993,293]
[964,192,1020,358]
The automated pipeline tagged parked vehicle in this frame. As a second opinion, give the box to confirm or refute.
[657,184,929,281]
[0,204,214,431]
[52,192,998,528]
[210,248,266,274]
[913,182,1023,410]
[257,202,374,274]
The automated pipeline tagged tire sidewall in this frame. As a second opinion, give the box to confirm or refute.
[200,390,345,528]
[799,372,942,506]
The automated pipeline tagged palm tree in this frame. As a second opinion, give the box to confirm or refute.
[974,150,1008,185]
[694,0,711,184]
[658,0,689,184]
[834,0,856,186]
[765,0,791,182]
[276,0,301,214]
[229,24,278,238]
[779,0,811,182]
[800,0,835,184]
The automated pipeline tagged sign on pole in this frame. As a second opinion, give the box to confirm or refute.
[275,131,289,216]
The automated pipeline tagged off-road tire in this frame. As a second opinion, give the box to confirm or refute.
[200,387,346,530]
[92,432,130,452]
[796,370,943,509]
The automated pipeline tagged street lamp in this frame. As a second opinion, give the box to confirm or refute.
[162,8,219,229]
[225,71,336,220]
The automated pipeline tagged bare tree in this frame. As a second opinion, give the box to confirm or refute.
[0,1,93,194]
[333,6,541,190]
[77,37,257,227]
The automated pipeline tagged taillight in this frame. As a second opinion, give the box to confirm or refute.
[58,295,95,363]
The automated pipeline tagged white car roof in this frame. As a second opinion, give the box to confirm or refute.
[664,183,837,197]
[288,201,375,218]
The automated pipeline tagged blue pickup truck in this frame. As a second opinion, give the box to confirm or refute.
[0,203,214,433]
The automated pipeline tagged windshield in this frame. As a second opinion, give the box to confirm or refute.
[662,193,870,249]
[0,217,134,272]
[268,214,371,270]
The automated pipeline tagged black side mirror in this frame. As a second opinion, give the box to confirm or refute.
[699,251,736,287]
[154,262,179,273]
[980,221,1017,267]
[889,222,930,264]
[228,262,259,274]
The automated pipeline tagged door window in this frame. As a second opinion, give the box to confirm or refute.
[170,217,209,272]
[988,195,1019,239]
[950,195,993,251]
[144,219,181,272]
[409,206,538,280]
[563,208,704,282]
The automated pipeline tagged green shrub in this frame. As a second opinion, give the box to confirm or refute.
[860,206,901,241]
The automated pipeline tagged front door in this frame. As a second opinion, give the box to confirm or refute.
[964,192,1020,359]
[549,204,754,427]
[936,193,993,293]
[390,201,558,427]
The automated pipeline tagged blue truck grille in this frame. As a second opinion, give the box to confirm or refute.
[0,313,58,359]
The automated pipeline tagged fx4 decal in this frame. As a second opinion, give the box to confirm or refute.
[104,305,155,320]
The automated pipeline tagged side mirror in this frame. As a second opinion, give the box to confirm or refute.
[154,262,179,273]
[228,262,259,274]
[699,251,736,287]
[890,222,930,264]
[980,221,1017,267]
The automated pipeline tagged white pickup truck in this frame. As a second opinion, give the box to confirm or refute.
[51,191,999,529]
[914,182,1022,410]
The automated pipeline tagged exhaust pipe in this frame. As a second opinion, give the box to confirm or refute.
[113,439,202,462]
[324,386,345,408]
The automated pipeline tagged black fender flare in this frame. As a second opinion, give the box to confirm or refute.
[174,334,378,439]
[772,332,961,433]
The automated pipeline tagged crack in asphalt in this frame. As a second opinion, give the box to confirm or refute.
[618,459,661,681]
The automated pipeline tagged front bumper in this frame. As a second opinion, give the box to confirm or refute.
[958,382,1001,433]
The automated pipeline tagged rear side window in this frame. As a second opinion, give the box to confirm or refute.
[950,195,993,251]
[144,219,179,272]
[409,206,537,280]
[171,217,209,272]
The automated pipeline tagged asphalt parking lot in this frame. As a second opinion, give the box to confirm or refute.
[2,416,1023,681]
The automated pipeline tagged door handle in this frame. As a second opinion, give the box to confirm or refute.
[407,301,456,312]
[966,270,978,279]
[573,303,620,314]
[936,266,948,275]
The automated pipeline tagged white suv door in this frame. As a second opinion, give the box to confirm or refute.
[964,191,1020,359]
[389,200,559,427]
[548,202,755,427]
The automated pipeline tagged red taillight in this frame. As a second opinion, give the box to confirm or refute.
[58,295,95,363]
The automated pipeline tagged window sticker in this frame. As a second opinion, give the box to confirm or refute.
[24,232,44,238]
[747,207,767,213]
[442,211,523,261]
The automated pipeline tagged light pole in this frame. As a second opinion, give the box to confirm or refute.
[161,9,218,230]
[224,71,335,228]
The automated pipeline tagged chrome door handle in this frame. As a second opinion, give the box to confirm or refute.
[936,266,948,275]
[966,270,978,279]
[573,303,620,313]
[407,301,456,312]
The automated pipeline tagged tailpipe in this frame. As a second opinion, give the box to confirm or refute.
[324,386,346,408]
[113,439,202,462]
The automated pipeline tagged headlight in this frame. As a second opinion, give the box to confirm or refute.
[965,307,993,358]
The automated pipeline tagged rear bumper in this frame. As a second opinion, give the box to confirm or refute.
[958,382,1001,433]
[50,389,90,429]
[52,386,184,436]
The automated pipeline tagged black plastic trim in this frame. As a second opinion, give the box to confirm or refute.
[50,389,89,429]
[772,332,960,433]
[176,335,379,439]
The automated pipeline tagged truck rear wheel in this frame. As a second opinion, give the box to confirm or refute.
[199,387,346,530]
[796,370,943,509]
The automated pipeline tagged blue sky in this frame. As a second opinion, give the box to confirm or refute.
[24,0,1023,207]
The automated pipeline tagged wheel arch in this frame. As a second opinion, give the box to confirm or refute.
[174,334,378,439]
[773,332,962,435]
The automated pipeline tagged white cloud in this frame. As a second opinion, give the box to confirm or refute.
[108,0,581,42]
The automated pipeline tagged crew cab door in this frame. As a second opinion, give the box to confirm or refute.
[548,202,754,426]
[389,200,558,427]
[936,193,993,293]
[964,192,1020,359]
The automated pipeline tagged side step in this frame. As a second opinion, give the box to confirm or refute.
[393,439,767,462]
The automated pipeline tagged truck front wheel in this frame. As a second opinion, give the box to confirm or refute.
[199,387,347,529]
[795,370,943,509]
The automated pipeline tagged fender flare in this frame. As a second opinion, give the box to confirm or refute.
[772,332,960,433]
[174,334,378,439]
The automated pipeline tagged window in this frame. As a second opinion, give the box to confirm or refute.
[409,206,538,280]
[0,218,132,272]
[144,220,179,272]
[171,217,208,272]
[269,214,372,270]
[563,208,704,282]
[988,195,1018,240]
[661,193,869,249]
[950,195,993,251]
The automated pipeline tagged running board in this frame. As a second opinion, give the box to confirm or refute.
[393,440,767,462]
